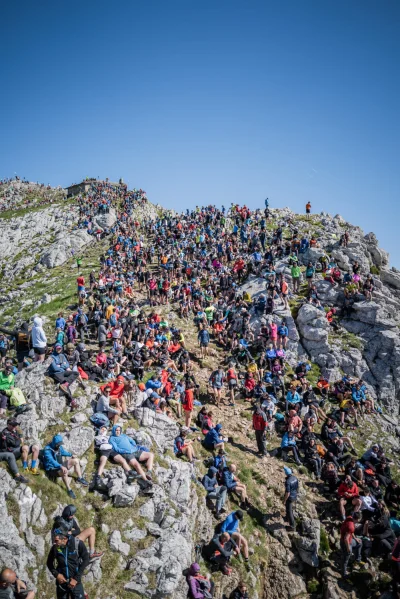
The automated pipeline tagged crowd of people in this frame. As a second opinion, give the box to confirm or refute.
[0,187,399,599]
[0,177,65,213]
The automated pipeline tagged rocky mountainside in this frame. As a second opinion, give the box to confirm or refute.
[0,184,399,599]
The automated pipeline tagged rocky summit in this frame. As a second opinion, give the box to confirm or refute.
[0,178,400,599]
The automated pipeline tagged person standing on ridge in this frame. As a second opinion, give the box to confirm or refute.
[283,466,298,530]
[305,201,312,218]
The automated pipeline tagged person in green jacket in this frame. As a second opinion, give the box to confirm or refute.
[0,364,14,415]
[291,264,301,293]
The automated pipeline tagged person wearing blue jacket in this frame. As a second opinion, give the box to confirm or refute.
[203,424,226,451]
[48,344,79,399]
[220,510,249,561]
[109,424,154,483]
[42,434,88,499]
[198,325,210,358]
[222,464,250,509]
[202,466,227,517]
[281,432,302,465]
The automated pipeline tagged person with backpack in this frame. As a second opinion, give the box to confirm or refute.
[0,322,31,371]
[252,405,268,457]
[0,334,9,367]
[186,563,214,599]
[283,466,299,530]
[52,505,103,560]
[202,466,227,518]
[46,526,89,599]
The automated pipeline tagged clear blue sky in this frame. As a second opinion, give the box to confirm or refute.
[1,1,399,264]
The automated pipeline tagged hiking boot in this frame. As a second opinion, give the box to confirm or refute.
[15,474,29,484]
[70,399,78,409]
[29,467,40,475]
[77,477,89,486]
[89,551,104,560]
[67,489,77,499]
[79,381,87,390]
[121,413,129,420]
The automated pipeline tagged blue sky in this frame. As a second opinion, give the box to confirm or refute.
[1,1,399,264]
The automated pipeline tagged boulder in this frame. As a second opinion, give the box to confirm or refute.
[109,530,130,556]
[134,408,179,452]
[62,426,95,457]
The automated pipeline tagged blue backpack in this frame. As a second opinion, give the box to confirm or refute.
[90,413,110,429]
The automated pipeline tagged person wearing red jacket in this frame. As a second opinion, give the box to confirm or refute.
[252,406,269,457]
[338,476,362,520]
[100,376,129,419]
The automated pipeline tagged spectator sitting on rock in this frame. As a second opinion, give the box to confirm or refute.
[174,428,196,463]
[185,562,214,599]
[109,424,154,483]
[0,418,40,483]
[52,504,103,560]
[0,364,15,416]
[219,510,249,562]
[0,568,35,599]
[42,434,89,499]
[95,385,121,424]
[229,581,249,599]
[203,532,238,575]
[202,466,227,518]
[222,464,250,509]
[47,344,79,407]
[203,424,226,452]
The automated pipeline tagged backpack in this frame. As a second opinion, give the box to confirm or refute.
[109,313,117,327]
[79,314,87,326]
[90,413,110,429]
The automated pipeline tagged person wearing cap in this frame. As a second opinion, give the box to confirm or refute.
[99,376,129,419]
[174,428,197,463]
[42,434,89,499]
[46,526,89,599]
[283,466,299,530]
[48,345,79,403]
[52,505,103,560]
[0,363,15,416]
[220,510,249,561]
[0,418,40,482]
[185,562,214,599]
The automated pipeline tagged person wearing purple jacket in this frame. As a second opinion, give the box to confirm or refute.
[186,563,214,598]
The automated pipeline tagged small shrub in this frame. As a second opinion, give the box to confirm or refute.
[370,265,380,275]
[320,525,330,555]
